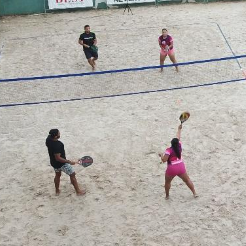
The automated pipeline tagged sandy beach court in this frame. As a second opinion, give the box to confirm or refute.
[1,2,246,245]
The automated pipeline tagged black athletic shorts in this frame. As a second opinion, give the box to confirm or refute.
[83,48,98,60]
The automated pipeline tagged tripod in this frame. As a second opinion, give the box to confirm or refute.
[123,0,133,15]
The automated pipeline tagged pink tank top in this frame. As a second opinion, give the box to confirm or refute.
[165,142,183,165]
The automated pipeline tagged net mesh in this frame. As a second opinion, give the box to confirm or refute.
[0,56,245,107]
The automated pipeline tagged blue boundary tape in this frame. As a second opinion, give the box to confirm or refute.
[0,77,244,108]
[215,23,242,70]
[0,54,246,84]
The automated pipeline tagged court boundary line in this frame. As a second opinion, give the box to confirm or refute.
[0,77,244,108]
[0,54,246,84]
[215,23,243,70]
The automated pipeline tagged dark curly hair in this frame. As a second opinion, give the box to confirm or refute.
[171,138,181,159]
[49,129,59,139]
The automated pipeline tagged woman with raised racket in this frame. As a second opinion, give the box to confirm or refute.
[159,124,198,199]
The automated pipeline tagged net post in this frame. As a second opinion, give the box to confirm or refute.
[44,0,47,14]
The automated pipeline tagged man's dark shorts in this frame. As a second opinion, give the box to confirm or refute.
[84,48,98,60]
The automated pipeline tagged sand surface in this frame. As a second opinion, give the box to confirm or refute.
[1,2,246,246]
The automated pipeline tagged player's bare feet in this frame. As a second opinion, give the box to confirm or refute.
[76,189,86,196]
[55,189,61,196]
[194,193,199,198]
[165,196,169,200]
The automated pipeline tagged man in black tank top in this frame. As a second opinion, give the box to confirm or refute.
[78,25,98,70]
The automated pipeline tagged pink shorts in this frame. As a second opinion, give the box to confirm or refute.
[160,48,174,57]
[166,162,186,177]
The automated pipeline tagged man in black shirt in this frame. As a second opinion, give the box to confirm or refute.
[78,25,98,70]
[46,129,86,196]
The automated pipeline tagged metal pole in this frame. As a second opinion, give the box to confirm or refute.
[44,0,47,14]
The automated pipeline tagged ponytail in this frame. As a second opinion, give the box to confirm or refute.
[171,138,181,159]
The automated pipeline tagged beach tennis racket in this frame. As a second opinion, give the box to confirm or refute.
[78,156,93,167]
[90,45,98,53]
[179,112,190,124]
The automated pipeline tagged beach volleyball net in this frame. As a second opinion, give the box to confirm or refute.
[0,55,246,107]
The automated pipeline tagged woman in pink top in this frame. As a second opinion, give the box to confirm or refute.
[159,125,198,199]
[158,28,178,72]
